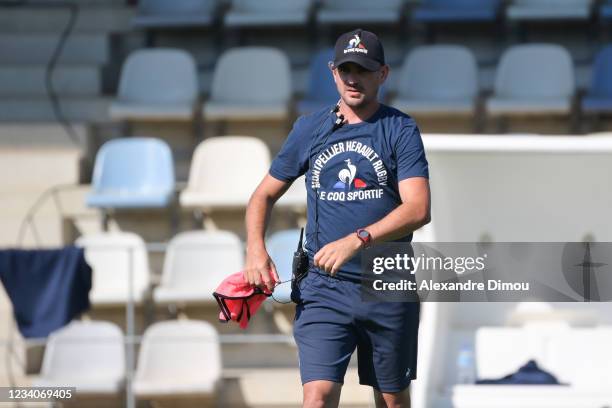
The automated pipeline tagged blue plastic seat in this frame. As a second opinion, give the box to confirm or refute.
[297,49,338,115]
[390,45,478,116]
[602,1,612,20]
[582,46,612,113]
[267,229,302,303]
[87,138,175,209]
[132,0,220,28]
[224,0,313,27]
[506,0,593,21]
[317,0,403,25]
[413,0,501,23]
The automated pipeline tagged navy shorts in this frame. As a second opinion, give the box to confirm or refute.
[292,271,420,393]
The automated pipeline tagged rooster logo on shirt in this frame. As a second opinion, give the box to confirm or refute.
[333,159,367,189]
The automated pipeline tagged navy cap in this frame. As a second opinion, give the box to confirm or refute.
[333,29,385,72]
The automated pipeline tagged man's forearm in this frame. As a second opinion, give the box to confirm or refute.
[245,192,274,252]
[366,201,430,244]
[244,174,290,288]
[245,174,292,254]
[313,200,430,275]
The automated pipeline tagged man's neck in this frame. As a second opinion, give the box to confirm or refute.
[339,100,380,125]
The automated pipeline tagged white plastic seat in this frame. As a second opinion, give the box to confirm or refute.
[224,0,312,27]
[203,47,291,121]
[391,45,478,116]
[154,230,244,304]
[180,136,271,210]
[317,0,403,24]
[133,320,221,397]
[486,44,575,116]
[276,175,307,210]
[76,232,151,306]
[506,0,593,21]
[109,49,198,121]
[34,320,125,395]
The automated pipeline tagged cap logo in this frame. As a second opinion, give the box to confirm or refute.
[344,34,368,55]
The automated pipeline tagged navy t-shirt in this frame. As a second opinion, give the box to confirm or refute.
[269,104,429,281]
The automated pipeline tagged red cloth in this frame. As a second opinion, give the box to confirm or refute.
[213,271,272,329]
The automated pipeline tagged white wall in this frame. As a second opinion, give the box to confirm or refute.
[412,134,612,408]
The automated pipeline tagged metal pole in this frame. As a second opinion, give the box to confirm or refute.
[126,247,135,408]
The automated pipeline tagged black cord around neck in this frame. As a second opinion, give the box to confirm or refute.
[307,101,345,255]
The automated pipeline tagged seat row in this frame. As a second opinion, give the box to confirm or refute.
[131,0,612,30]
[76,229,301,307]
[34,319,221,402]
[87,136,305,211]
[110,44,612,126]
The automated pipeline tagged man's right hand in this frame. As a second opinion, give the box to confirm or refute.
[244,247,280,292]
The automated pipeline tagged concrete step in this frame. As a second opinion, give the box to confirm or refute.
[0,6,134,33]
[0,65,101,97]
[0,150,82,192]
[0,96,111,122]
[222,368,374,407]
[0,187,99,248]
[0,122,89,147]
[0,216,67,248]
[0,33,109,65]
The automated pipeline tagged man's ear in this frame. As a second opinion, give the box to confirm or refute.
[379,65,390,83]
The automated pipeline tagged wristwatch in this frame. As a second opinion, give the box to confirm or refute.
[356,229,372,248]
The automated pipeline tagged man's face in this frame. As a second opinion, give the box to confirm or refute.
[332,62,388,109]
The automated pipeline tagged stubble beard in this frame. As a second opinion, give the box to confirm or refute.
[342,92,376,112]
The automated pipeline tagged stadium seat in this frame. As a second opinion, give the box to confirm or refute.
[87,138,175,209]
[132,0,221,28]
[267,229,302,303]
[317,0,404,25]
[296,48,338,115]
[153,230,244,304]
[390,45,479,116]
[76,232,151,306]
[581,45,612,113]
[34,320,125,395]
[109,49,198,121]
[506,0,593,21]
[486,44,575,116]
[412,0,501,23]
[133,320,221,401]
[602,1,612,20]
[277,175,307,211]
[180,136,271,210]
[224,0,313,27]
[203,47,291,121]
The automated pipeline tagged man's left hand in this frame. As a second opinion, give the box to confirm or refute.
[313,233,363,276]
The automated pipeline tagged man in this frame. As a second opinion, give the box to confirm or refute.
[244,29,430,408]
